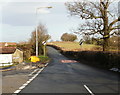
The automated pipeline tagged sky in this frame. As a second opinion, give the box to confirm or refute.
[0,0,119,43]
[0,0,82,42]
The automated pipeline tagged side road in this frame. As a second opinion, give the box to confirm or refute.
[2,62,48,93]
[2,69,32,93]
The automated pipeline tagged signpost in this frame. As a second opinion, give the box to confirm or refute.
[79,39,83,45]
[42,41,47,56]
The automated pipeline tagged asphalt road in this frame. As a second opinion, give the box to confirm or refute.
[20,46,119,94]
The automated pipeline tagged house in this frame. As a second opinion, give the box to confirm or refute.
[0,42,17,47]
[12,48,23,63]
[0,47,23,64]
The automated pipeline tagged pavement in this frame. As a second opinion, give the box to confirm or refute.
[17,46,119,94]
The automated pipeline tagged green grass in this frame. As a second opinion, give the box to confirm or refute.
[38,56,50,63]
[25,59,31,63]
[48,41,102,51]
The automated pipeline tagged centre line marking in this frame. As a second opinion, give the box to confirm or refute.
[84,85,95,95]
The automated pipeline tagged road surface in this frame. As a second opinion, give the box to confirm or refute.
[20,46,119,94]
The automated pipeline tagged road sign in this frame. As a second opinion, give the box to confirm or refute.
[79,39,83,45]
[42,41,46,45]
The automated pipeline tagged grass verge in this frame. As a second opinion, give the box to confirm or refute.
[47,41,102,51]
[38,56,50,63]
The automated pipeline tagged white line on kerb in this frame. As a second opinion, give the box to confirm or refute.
[84,85,94,95]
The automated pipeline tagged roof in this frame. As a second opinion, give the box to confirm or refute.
[0,42,17,47]
[0,47,16,54]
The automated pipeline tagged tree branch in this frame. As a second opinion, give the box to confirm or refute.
[110,31,119,36]
[109,16,120,29]
[110,25,120,30]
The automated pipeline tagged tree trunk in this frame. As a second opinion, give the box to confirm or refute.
[103,37,109,51]
[102,3,109,51]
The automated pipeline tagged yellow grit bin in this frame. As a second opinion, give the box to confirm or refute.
[29,56,40,63]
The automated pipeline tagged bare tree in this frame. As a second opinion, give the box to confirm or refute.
[66,0,120,51]
[29,23,51,55]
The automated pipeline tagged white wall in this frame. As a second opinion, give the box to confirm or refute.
[0,54,12,63]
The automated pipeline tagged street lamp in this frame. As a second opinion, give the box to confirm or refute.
[36,6,52,57]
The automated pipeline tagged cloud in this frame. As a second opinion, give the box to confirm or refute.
[38,9,51,14]
[1,2,51,26]
[0,0,69,3]
[0,24,35,42]
[0,0,119,3]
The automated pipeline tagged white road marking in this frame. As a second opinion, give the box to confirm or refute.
[29,68,39,76]
[14,90,21,93]
[22,83,28,86]
[84,85,94,95]
[45,63,49,66]
[32,75,37,79]
[13,63,49,94]
[29,78,34,81]
[26,81,31,84]
[19,85,26,90]
[41,67,45,71]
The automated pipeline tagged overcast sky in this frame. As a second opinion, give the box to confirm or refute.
[0,0,119,42]
[0,0,82,42]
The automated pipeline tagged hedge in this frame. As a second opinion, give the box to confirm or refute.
[48,45,119,70]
